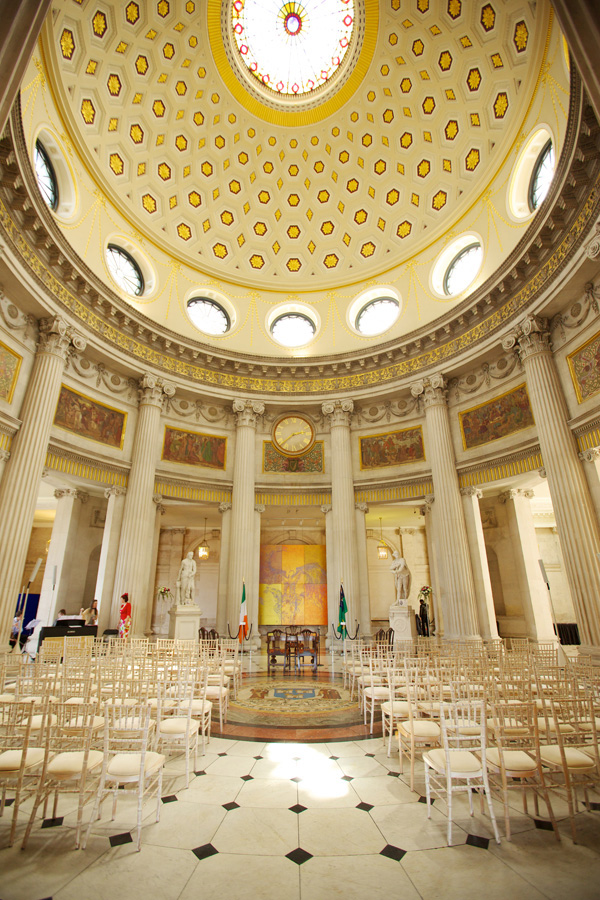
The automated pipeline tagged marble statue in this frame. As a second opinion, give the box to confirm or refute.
[177,551,197,605]
[390,551,411,605]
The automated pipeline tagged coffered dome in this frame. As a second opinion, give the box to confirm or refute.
[22,0,569,358]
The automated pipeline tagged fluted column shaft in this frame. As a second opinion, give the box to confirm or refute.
[460,487,499,640]
[145,497,166,635]
[503,316,600,651]
[322,399,359,629]
[112,374,174,636]
[411,376,480,640]
[216,502,232,636]
[38,488,89,625]
[228,400,264,633]
[355,503,372,636]
[0,317,85,647]
[95,486,127,632]
[321,504,337,639]
[419,497,443,635]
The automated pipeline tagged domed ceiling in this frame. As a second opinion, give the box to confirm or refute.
[21,0,569,357]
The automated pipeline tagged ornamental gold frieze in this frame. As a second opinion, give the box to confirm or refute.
[0,172,599,395]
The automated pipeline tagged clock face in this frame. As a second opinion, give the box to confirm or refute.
[272,414,315,457]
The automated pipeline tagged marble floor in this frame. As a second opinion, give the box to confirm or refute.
[1,660,600,900]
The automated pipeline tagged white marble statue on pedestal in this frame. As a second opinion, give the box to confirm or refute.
[390,550,411,606]
[176,551,197,606]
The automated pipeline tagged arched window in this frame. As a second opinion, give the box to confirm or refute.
[529,140,555,212]
[271,312,316,347]
[187,297,231,335]
[34,140,58,211]
[444,242,483,297]
[355,297,399,336]
[105,245,144,296]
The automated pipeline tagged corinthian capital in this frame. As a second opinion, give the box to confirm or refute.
[498,488,534,504]
[321,398,354,426]
[138,373,176,407]
[460,486,483,499]
[38,316,87,360]
[54,488,89,503]
[410,374,447,408]
[501,314,551,361]
[232,399,265,427]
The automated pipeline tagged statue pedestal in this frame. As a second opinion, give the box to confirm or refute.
[168,604,202,640]
[389,604,417,642]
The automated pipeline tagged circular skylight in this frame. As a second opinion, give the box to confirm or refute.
[34,140,58,211]
[187,298,231,335]
[105,245,144,297]
[356,297,399,336]
[529,140,555,211]
[231,0,355,96]
[444,243,483,297]
[271,312,316,346]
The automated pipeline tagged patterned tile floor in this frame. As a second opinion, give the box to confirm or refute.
[1,656,599,900]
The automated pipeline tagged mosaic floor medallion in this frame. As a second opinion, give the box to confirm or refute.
[228,677,361,728]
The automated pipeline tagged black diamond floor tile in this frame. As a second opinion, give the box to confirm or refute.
[253,755,263,760]
[4,798,14,806]
[387,771,400,778]
[341,775,353,782]
[365,753,376,758]
[223,801,240,811]
[109,832,133,847]
[590,802,600,811]
[329,756,339,760]
[290,776,302,783]
[161,795,178,804]
[192,843,219,861]
[241,774,254,781]
[289,804,307,814]
[356,802,374,812]
[418,796,428,804]
[41,816,64,828]
[286,847,313,865]
[218,752,228,757]
[534,818,555,831]
[466,834,489,850]
[194,771,206,777]
[380,844,407,861]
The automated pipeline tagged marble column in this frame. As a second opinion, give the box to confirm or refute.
[250,504,264,649]
[579,448,600,530]
[216,501,232,636]
[498,489,556,642]
[321,503,337,642]
[145,495,166,635]
[37,488,89,626]
[502,315,600,655]
[95,486,127,633]
[111,373,175,637]
[0,316,86,647]
[354,502,372,637]
[227,399,264,639]
[0,448,10,485]
[460,487,499,641]
[419,496,443,635]
[322,399,360,632]
[410,375,480,640]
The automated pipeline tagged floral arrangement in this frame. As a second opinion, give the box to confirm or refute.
[157,586,172,598]
[418,585,432,602]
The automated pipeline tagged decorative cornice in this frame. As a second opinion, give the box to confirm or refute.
[447,352,521,403]
[1,72,599,396]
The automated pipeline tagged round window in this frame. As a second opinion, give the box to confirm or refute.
[529,140,555,212]
[34,140,58,211]
[355,297,399,336]
[105,245,144,297]
[444,243,483,297]
[187,297,231,335]
[271,312,316,347]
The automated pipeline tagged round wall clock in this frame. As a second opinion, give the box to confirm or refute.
[272,413,315,457]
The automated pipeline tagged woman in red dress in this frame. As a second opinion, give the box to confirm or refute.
[118,592,131,639]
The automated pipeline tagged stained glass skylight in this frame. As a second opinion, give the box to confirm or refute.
[231,0,355,96]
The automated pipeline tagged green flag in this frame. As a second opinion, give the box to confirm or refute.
[337,584,347,636]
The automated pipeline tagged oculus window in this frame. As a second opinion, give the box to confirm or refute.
[34,140,58,211]
[271,312,316,347]
[355,297,399,336]
[105,245,144,297]
[529,140,555,211]
[444,243,483,297]
[187,297,231,335]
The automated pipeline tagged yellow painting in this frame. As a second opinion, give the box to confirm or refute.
[259,543,327,626]
[305,584,328,625]
[282,544,305,583]
[259,583,281,625]
[282,583,304,625]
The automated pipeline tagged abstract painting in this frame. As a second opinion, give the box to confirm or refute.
[162,426,226,469]
[567,329,600,403]
[54,385,127,448]
[359,426,425,469]
[459,383,534,450]
[259,543,327,626]
[263,440,324,473]
[0,340,22,404]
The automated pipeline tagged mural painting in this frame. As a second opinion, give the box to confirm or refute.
[162,426,226,470]
[459,384,534,450]
[259,543,327,626]
[54,385,127,448]
[0,340,22,404]
[567,329,600,402]
[359,426,425,469]
[263,440,324,473]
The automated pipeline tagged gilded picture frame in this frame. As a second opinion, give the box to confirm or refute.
[162,425,227,470]
[54,384,127,449]
[359,426,425,470]
[0,339,22,404]
[459,383,535,450]
[567,328,600,403]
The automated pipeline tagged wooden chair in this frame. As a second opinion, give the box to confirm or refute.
[296,630,318,674]
[267,630,289,674]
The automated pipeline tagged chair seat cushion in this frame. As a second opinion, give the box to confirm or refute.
[159,716,200,735]
[30,713,58,730]
[381,700,410,716]
[486,748,537,774]
[398,719,440,738]
[0,748,45,771]
[64,715,105,732]
[539,744,596,770]
[536,718,576,735]
[425,748,481,775]
[47,750,104,779]
[364,687,390,700]
[107,751,165,779]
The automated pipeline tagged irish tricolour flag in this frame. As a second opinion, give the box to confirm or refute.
[238,582,248,642]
